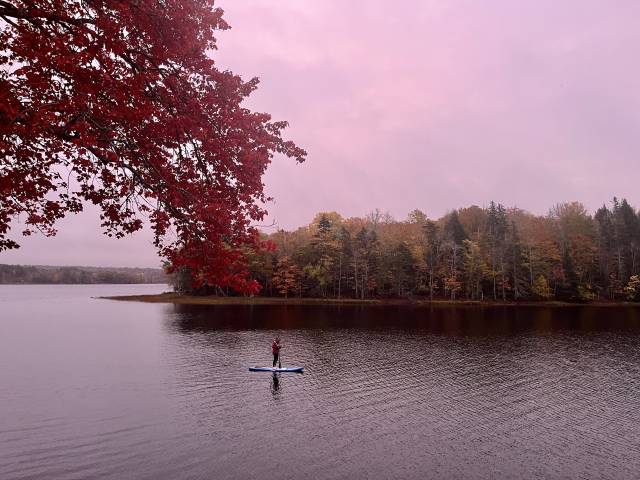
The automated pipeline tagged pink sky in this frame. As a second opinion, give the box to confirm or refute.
[3,0,640,267]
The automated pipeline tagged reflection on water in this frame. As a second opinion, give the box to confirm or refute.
[167,302,640,336]
[271,373,280,397]
[2,286,640,480]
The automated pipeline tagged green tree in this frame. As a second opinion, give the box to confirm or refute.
[595,204,616,299]
[307,213,341,297]
[463,239,488,300]
[485,201,508,300]
[612,198,640,285]
[336,227,353,299]
[549,202,597,300]
[506,222,530,300]
[390,242,417,297]
[442,211,467,300]
[423,220,441,300]
[354,228,379,299]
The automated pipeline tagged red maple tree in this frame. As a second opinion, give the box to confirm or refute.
[0,0,305,293]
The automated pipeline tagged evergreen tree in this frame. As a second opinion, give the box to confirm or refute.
[423,220,441,301]
[442,211,467,300]
[354,228,379,299]
[485,201,508,300]
[307,213,340,297]
[463,239,487,300]
[444,210,468,245]
[337,227,353,299]
[317,214,332,235]
[391,243,417,297]
[595,204,616,298]
[612,198,640,283]
[557,249,580,300]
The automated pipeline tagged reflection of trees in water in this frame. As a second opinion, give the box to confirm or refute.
[164,303,640,337]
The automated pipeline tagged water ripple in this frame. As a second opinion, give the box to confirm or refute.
[3,292,640,479]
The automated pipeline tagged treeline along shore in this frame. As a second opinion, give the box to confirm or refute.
[170,198,640,304]
[0,264,168,285]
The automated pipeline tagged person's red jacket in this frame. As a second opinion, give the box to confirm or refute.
[272,340,281,354]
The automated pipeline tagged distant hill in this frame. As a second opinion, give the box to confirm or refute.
[0,264,169,284]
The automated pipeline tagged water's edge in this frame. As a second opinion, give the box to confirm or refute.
[100,292,640,308]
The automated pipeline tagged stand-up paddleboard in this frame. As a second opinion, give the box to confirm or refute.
[249,366,304,373]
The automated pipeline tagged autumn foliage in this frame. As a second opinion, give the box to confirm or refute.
[236,199,640,303]
[271,256,300,298]
[0,1,305,293]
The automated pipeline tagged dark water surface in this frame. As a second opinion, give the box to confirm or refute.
[2,285,640,479]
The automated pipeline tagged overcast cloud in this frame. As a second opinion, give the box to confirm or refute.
[3,0,640,267]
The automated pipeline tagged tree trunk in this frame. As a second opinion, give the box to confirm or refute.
[493,274,497,300]
[451,245,457,301]
[618,248,624,281]
[362,266,366,300]
[354,259,358,299]
[492,247,497,300]
[528,246,534,289]
[513,251,519,300]
[429,268,433,301]
[338,254,342,299]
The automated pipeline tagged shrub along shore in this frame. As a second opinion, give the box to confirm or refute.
[100,292,640,307]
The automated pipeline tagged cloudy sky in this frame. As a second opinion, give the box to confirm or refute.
[3,0,640,267]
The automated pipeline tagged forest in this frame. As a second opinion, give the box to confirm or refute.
[0,265,168,285]
[172,198,640,303]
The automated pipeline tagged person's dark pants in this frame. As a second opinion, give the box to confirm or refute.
[273,353,279,367]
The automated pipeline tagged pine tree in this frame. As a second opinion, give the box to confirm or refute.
[557,250,580,300]
[337,227,353,299]
[354,228,379,299]
[442,211,467,300]
[423,220,440,301]
[595,204,616,298]
[463,239,488,300]
[391,243,416,297]
[485,201,508,300]
[506,222,530,300]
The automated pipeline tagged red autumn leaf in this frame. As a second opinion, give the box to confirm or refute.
[0,0,306,293]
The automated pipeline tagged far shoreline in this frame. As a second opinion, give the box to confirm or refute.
[98,292,640,308]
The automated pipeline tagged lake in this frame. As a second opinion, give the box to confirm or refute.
[1,285,640,479]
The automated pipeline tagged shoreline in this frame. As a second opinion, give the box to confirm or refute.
[98,292,640,307]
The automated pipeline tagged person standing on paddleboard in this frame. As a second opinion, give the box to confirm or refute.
[272,337,282,368]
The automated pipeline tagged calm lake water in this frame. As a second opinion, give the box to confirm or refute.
[1,285,640,479]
